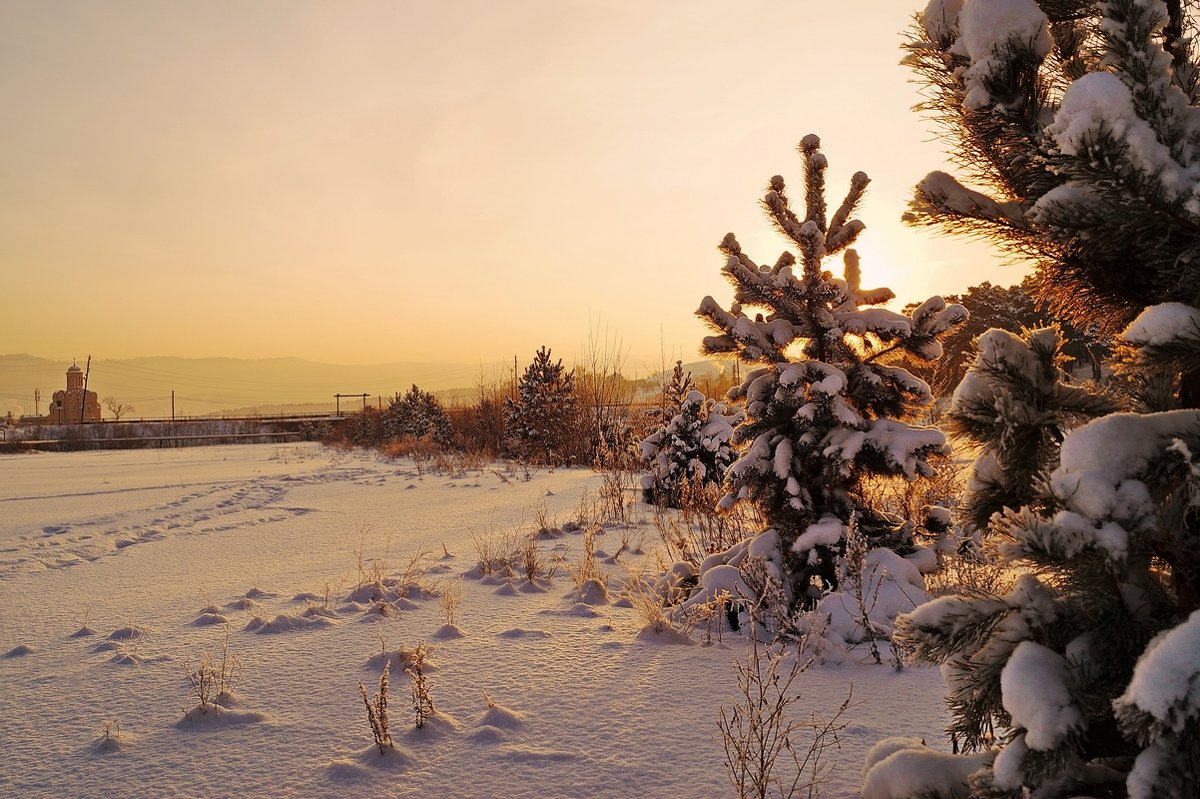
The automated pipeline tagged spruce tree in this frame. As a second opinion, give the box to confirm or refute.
[696,134,968,608]
[383,385,453,447]
[638,373,742,507]
[506,346,578,466]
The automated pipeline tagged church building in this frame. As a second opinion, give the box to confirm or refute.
[47,362,101,424]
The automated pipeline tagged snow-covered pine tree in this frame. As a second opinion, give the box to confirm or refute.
[659,361,695,421]
[944,326,1115,533]
[638,380,742,507]
[383,384,453,447]
[873,3,1200,796]
[695,134,968,609]
[506,346,578,466]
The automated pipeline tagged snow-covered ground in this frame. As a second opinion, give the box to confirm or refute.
[0,444,948,798]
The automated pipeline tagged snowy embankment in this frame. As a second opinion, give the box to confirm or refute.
[0,444,947,798]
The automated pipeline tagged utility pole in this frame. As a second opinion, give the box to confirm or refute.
[80,355,91,424]
[34,387,40,416]
[171,390,175,421]
[334,393,369,416]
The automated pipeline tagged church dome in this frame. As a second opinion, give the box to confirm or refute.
[67,364,82,373]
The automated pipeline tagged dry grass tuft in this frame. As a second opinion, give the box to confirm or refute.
[359,662,394,754]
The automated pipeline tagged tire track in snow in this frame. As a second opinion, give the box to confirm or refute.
[0,462,377,579]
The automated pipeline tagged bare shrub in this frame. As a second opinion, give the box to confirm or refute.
[720,630,853,799]
[430,449,489,478]
[359,662,394,754]
[101,719,122,743]
[623,563,681,634]
[841,517,883,665]
[381,434,442,476]
[594,437,637,526]
[859,458,966,533]
[655,479,760,571]
[182,625,242,717]
[470,527,522,577]
[567,527,605,590]
[532,498,556,535]
[924,542,1013,599]
[406,642,434,728]
[683,588,733,645]
[519,535,549,581]
[439,579,462,626]
[611,525,646,563]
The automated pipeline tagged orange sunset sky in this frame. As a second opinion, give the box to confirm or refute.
[0,0,1015,373]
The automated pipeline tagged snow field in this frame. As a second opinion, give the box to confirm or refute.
[0,444,948,798]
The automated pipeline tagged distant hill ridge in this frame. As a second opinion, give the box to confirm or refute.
[0,354,727,420]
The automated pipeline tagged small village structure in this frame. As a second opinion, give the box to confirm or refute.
[43,362,100,424]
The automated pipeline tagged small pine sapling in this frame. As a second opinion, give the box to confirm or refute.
[697,134,967,614]
[358,662,393,754]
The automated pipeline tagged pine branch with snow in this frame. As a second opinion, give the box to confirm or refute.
[945,326,1116,532]
[905,0,1200,333]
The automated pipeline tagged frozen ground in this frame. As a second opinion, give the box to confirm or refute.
[0,444,948,798]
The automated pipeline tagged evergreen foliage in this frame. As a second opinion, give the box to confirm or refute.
[348,406,385,448]
[904,0,1200,338]
[696,134,968,606]
[382,385,453,447]
[506,346,578,465]
[903,278,1109,395]
[639,363,742,507]
[944,326,1115,531]
[884,3,1200,796]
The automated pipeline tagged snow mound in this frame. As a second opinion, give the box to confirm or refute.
[635,625,693,646]
[861,737,991,799]
[176,704,268,728]
[496,628,550,639]
[90,729,137,754]
[540,603,603,618]
[479,703,526,730]
[493,581,519,596]
[108,650,160,666]
[569,578,610,605]
[364,648,439,673]
[496,744,580,762]
[70,626,97,638]
[5,644,35,657]
[468,725,509,743]
[192,612,229,626]
[401,710,461,742]
[106,625,147,641]
[244,613,335,633]
[431,623,465,640]
[225,598,260,611]
[325,744,415,779]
